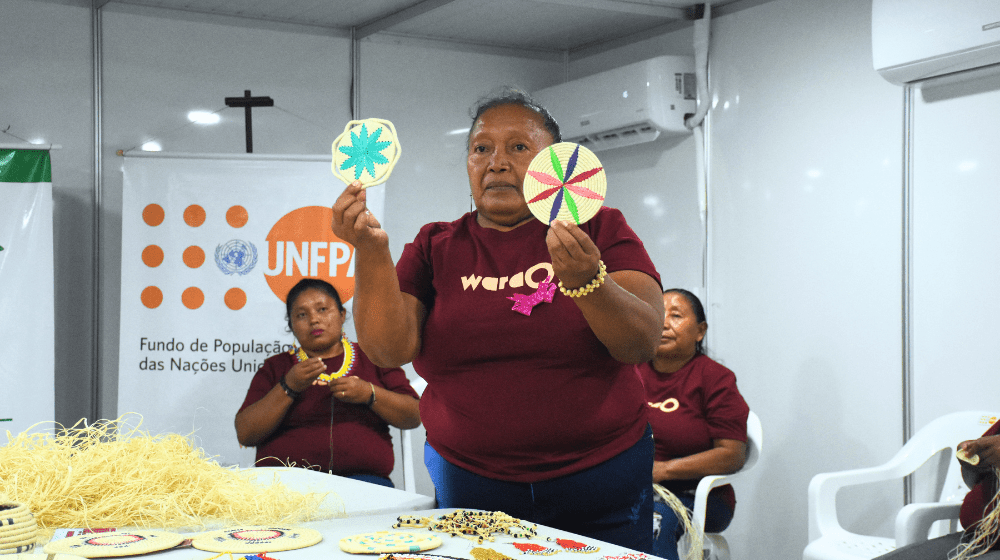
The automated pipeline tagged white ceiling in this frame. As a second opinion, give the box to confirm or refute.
[93,0,767,55]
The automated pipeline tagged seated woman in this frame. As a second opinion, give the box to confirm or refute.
[635,289,749,560]
[874,422,1000,560]
[234,278,421,487]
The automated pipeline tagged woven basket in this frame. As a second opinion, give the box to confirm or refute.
[0,502,38,555]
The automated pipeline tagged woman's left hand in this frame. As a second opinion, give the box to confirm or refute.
[546,220,601,289]
[325,375,373,404]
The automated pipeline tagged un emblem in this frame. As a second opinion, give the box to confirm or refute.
[215,239,258,275]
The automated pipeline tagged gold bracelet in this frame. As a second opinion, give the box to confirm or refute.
[366,382,377,407]
[558,261,607,298]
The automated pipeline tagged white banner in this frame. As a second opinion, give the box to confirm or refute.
[0,149,55,437]
[118,154,383,466]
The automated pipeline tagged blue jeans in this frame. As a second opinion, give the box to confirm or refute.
[344,473,394,487]
[424,426,654,553]
[651,490,733,560]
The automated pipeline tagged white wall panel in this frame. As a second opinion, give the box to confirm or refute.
[912,74,1000,429]
[2,0,95,429]
[706,0,904,557]
[99,4,352,422]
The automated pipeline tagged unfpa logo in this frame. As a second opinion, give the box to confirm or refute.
[135,203,354,310]
[263,206,355,303]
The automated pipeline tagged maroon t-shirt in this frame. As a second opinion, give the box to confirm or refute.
[960,419,1000,529]
[238,345,418,478]
[396,207,661,482]
[636,354,749,510]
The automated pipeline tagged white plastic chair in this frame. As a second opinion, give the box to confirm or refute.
[678,410,764,560]
[398,376,427,492]
[802,410,999,560]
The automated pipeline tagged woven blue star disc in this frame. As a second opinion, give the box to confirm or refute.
[331,118,401,189]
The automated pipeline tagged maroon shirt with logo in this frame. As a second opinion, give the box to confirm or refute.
[636,354,749,510]
[396,207,661,482]
[238,347,418,477]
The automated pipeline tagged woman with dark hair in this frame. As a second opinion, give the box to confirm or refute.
[636,289,749,560]
[331,86,664,550]
[234,278,421,487]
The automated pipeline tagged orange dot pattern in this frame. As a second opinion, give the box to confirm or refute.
[184,205,206,227]
[227,205,248,228]
[225,288,247,310]
[140,203,252,309]
[141,286,163,309]
[142,245,164,267]
[143,204,165,227]
[183,246,205,268]
[182,287,205,309]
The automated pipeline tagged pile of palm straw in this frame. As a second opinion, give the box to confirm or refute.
[0,415,342,539]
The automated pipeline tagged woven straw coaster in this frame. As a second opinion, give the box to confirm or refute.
[378,555,467,560]
[339,532,442,554]
[191,527,322,553]
[43,530,185,558]
[332,118,401,189]
[5,554,86,560]
[524,142,606,225]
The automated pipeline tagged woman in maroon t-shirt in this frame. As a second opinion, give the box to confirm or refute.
[635,289,749,560]
[331,87,665,551]
[235,278,420,486]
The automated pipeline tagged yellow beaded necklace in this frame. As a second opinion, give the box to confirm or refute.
[289,333,355,383]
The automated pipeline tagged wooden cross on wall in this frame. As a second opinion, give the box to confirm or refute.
[224,90,274,153]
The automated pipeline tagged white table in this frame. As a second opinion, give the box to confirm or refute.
[162,509,644,560]
[249,467,435,517]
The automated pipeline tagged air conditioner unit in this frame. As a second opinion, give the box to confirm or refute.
[532,55,696,152]
[873,0,1000,84]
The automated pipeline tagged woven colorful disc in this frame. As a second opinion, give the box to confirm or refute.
[339,532,441,554]
[191,527,322,553]
[43,530,185,558]
[524,142,606,225]
[332,118,401,189]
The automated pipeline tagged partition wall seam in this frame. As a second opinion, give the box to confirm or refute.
[702,62,711,324]
[92,2,104,422]
[901,84,914,505]
[351,27,360,120]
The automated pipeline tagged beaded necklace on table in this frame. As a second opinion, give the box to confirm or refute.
[289,333,355,383]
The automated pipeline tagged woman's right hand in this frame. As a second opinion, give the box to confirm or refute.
[284,357,326,392]
[959,434,1000,470]
[332,181,388,252]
